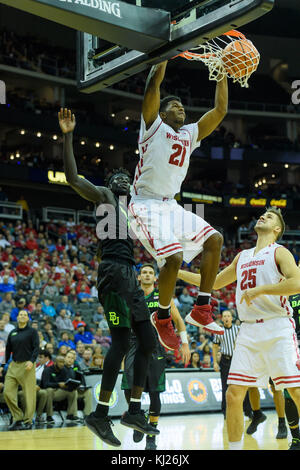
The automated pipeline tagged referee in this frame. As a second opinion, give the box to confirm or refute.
[212,310,252,418]
[3,310,39,430]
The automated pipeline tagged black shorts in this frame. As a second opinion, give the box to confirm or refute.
[98,259,150,329]
[121,333,166,393]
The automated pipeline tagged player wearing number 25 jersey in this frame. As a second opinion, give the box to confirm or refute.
[225,218,300,390]
[235,243,293,322]
[129,61,227,349]
[209,206,300,449]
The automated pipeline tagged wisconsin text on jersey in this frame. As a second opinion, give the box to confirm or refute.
[166,132,190,146]
[240,259,265,269]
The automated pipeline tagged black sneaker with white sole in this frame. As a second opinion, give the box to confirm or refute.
[120,411,160,435]
[85,413,121,447]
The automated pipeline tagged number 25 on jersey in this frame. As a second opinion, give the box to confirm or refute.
[240,268,257,290]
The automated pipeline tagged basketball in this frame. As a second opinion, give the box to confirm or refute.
[221,39,260,79]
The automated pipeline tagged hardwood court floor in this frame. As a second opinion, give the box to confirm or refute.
[0,410,291,451]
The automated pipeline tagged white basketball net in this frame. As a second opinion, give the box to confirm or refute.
[175,30,260,88]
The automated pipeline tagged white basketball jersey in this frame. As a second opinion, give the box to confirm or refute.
[131,115,200,199]
[236,243,293,322]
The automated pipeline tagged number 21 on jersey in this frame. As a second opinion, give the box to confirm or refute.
[240,268,257,290]
[168,143,186,167]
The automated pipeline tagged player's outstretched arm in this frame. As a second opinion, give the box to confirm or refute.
[177,269,201,286]
[177,254,239,290]
[197,75,228,142]
[142,61,167,129]
[58,108,110,205]
[170,299,191,366]
[241,247,300,306]
[213,256,238,290]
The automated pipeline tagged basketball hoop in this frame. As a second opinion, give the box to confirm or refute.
[173,30,260,88]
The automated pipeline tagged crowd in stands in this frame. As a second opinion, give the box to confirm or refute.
[0,30,75,78]
[0,216,251,374]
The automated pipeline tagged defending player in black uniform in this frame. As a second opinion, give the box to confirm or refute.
[285,262,300,450]
[121,264,190,449]
[58,108,158,448]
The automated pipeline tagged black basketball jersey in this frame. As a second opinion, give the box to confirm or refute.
[289,293,300,340]
[144,288,160,313]
[96,194,135,265]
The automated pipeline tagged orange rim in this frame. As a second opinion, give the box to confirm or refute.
[172,30,247,60]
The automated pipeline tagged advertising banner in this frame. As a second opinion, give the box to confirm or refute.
[225,195,289,209]
[86,370,275,417]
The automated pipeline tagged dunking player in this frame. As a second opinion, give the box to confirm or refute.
[177,207,300,450]
[121,264,191,450]
[128,60,227,350]
[58,108,159,447]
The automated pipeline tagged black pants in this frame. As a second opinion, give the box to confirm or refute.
[220,355,252,417]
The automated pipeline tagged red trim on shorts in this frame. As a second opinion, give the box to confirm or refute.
[191,225,211,242]
[228,372,257,381]
[273,374,300,381]
[290,318,300,362]
[129,203,155,250]
[156,244,183,256]
[192,227,215,246]
[156,242,182,252]
[273,379,300,386]
[138,118,163,145]
[228,377,257,383]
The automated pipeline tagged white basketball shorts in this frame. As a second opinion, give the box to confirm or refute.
[227,317,300,390]
[128,196,218,267]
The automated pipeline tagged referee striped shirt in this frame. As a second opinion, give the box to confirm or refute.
[213,324,240,356]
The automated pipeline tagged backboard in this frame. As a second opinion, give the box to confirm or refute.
[77,0,275,93]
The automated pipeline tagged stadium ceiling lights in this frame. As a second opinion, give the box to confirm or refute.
[17,128,106,148]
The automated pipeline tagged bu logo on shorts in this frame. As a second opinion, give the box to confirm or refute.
[109,311,120,326]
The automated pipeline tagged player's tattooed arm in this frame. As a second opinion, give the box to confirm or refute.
[196,75,228,141]
[58,108,111,205]
[142,61,168,129]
